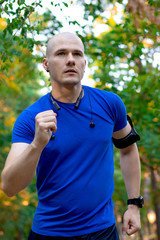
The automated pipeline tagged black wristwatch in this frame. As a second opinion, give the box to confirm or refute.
[127,196,144,208]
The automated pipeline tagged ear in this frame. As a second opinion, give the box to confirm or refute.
[43,58,49,72]
[84,58,87,71]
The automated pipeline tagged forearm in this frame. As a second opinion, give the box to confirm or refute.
[1,142,43,197]
[120,143,141,199]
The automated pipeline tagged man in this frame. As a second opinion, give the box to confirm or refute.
[1,32,143,239]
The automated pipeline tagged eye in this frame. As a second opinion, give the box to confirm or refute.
[57,52,65,56]
[74,52,82,56]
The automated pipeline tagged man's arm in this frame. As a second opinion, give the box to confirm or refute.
[113,123,141,235]
[1,110,57,197]
[1,142,43,197]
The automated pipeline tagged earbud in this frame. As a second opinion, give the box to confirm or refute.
[90,120,95,128]
[50,135,55,140]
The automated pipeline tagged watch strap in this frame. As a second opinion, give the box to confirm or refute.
[127,196,144,208]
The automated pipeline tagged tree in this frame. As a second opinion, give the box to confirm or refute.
[1,0,159,238]
[0,0,64,68]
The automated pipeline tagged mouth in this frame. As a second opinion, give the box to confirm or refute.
[64,69,77,74]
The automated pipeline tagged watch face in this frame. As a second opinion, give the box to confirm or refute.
[139,196,144,208]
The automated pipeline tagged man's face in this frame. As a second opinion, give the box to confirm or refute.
[45,36,86,87]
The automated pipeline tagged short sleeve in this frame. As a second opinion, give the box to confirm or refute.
[112,94,127,132]
[12,109,35,144]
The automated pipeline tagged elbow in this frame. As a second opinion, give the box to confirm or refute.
[1,172,17,197]
[2,188,16,198]
[1,183,16,197]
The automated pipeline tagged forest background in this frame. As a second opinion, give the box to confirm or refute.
[0,0,160,239]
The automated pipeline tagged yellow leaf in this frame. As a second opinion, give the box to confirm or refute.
[22,48,30,55]
[22,200,29,206]
[101,53,106,57]
[105,83,112,89]
[153,118,158,122]
[3,201,12,206]
[9,76,15,81]
[7,81,19,92]
[0,18,7,30]
[4,147,10,153]
[111,6,118,15]
[128,112,132,117]
[36,45,40,51]
[148,100,154,108]
[19,189,30,199]
[142,39,154,48]
[4,116,16,128]
[108,16,116,26]
[95,16,104,25]
[3,107,9,112]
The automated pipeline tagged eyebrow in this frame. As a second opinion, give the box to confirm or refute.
[54,48,84,55]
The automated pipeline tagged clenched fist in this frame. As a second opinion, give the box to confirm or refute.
[33,110,57,149]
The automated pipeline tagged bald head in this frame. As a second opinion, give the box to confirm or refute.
[46,32,84,58]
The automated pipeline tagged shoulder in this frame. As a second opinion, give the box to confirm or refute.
[83,86,127,131]
[83,85,118,96]
[13,93,51,131]
[25,93,51,116]
[83,85,124,105]
[12,93,50,143]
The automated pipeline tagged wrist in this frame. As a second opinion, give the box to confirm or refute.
[31,139,45,151]
[128,204,139,210]
[127,196,144,208]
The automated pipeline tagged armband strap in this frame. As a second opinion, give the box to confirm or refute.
[112,115,140,149]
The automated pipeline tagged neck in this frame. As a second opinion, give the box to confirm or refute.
[51,83,83,103]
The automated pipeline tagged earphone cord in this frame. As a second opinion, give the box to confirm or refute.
[86,88,94,125]
[75,86,84,109]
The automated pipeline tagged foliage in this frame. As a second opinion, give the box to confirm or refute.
[0,0,63,68]
[0,0,160,239]
[0,40,44,238]
[0,179,37,239]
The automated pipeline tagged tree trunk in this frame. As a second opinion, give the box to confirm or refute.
[138,229,144,240]
[150,168,160,240]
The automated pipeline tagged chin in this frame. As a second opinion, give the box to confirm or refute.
[63,79,81,86]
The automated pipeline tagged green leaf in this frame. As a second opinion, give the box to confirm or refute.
[62,2,68,7]
[9,3,13,9]
[4,4,8,11]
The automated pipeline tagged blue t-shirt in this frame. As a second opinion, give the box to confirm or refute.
[12,86,127,237]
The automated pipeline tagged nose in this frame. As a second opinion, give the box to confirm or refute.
[66,53,75,65]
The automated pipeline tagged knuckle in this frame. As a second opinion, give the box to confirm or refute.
[35,115,39,120]
[53,125,57,132]
[38,122,44,128]
[36,118,40,125]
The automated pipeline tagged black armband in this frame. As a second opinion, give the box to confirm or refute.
[112,115,140,149]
